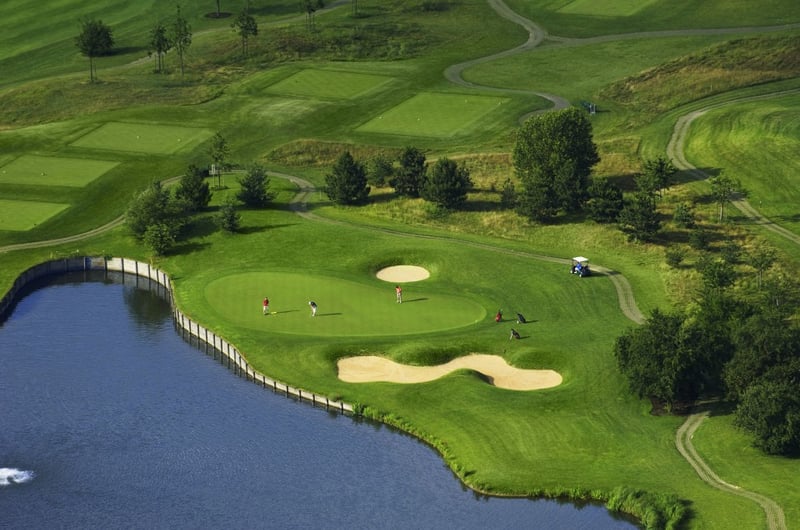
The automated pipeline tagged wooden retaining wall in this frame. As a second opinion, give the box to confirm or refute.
[0,256,354,415]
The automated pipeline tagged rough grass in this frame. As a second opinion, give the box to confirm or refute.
[600,35,800,124]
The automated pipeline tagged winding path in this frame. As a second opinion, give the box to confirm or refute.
[3,2,795,527]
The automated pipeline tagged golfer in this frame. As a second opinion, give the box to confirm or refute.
[309,300,318,317]
[395,285,403,304]
[510,329,521,340]
[263,297,270,315]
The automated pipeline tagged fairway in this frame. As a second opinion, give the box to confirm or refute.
[266,69,392,99]
[357,93,509,137]
[70,122,214,155]
[0,199,69,231]
[0,155,119,187]
[205,272,486,337]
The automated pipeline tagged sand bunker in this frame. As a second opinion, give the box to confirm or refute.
[337,354,562,391]
[376,265,430,282]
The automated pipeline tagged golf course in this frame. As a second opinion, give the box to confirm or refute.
[1,0,799,528]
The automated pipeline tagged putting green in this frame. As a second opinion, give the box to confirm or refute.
[70,122,213,155]
[0,199,69,231]
[0,155,118,187]
[205,272,486,337]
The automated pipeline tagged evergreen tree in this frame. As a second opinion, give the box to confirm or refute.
[586,178,623,223]
[421,157,472,210]
[216,198,241,233]
[324,151,370,205]
[175,164,211,212]
[618,190,660,242]
[236,163,274,207]
[390,146,426,197]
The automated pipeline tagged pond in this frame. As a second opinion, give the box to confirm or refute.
[0,271,636,529]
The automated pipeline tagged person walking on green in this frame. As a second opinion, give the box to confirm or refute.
[263,297,270,315]
[395,285,403,304]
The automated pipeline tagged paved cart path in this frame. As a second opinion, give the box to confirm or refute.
[3,2,796,527]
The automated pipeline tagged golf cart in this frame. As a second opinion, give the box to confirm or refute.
[570,256,591,277]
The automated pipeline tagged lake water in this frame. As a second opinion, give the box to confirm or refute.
[0,271,636,529]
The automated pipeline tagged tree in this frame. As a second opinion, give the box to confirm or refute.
[390,146,426,197]
[734,361,800,456]
[366,154,394,187]
[143,223,177,255]
[208,133,230,188]
[324,151,370,205]
[175,164,211,212]
[148,22,172,73]
[351,0,359,17]
[215,0,222,17]
[232,9,258,57]
[614,309,709,411]
[513,107,599,221]
[421,157,472,210]
[642,156,677,197]
[618,190,660,242]
[698,256,735,291]
[748,245,777,289]
[172,5,192,78]
[216,198,241,233]
[586,178,623,223]
[709,173,744,222]
[75,19,114,82]
[302,0,325,31]
[236,163,274,207]
[126,181,175,239]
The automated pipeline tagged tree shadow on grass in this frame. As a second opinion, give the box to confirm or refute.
[170,241,211,255]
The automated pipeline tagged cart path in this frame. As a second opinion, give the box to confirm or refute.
[676,411,786,530]
[276,171,644,324]
[666,89,800,247]
[2,3,795,526]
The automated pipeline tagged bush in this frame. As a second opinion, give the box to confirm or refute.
[665,247,685,268]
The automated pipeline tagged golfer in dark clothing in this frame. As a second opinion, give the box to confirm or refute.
[309,301,318,316]
[510,329,521,340]
[516,313,526,324]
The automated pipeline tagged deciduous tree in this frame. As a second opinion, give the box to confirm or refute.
[148,22,172,73]
[75,19,114,82]
[513,107,599,221]
[709,173,744,222]
[172,5,192,78]
[232,9,258,57]
[208,133,230,188]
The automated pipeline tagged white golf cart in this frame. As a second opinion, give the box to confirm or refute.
[570,256,591,277]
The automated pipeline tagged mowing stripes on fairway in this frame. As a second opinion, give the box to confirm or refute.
[205,272,486,337]
[0,199,69,231]
[266,69,392,99]
[357,93,509,137]
[71,122,214,155]
[558,0,656,16]
[0,155,118,187]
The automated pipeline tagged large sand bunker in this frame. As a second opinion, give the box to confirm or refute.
[337,354,562,391]
[376,265,430,282]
